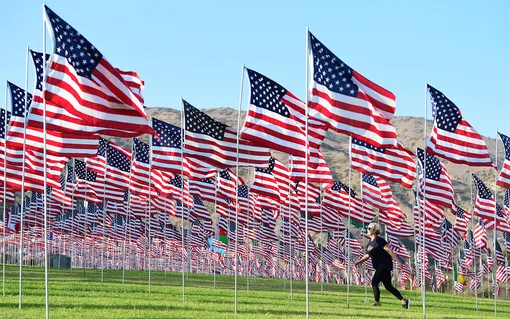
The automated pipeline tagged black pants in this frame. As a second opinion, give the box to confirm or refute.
[372,267,403,302]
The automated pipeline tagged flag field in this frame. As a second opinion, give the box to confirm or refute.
[0,266,508,318]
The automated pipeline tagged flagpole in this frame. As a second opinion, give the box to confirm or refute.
[346,136,352,308]
[468,171,478,308]
[421,82,428,318]
[288,155,293,300]
[304,26,310,319]
[213,171,218,288]
[2,82,9,297]
[100,149,109,282]
[360,172,368,303]
[148,125,154,294]
[180,97,186,302]
[234,64,245,314]
[41,7,50,316]
[493,129,498,315]
[122,141,135,286]
[319,185,324,295]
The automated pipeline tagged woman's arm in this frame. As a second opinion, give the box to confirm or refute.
[355,254,370,266]
[383,245,402,267]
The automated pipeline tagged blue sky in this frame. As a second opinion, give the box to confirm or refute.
[1,0,509,138]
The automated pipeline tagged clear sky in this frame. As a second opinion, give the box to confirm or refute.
[1,0,509,138]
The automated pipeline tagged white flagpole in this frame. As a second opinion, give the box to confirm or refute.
[122,140,135,286]
[147,125,154,293]
[346,136,352,308]
[42,7,50,316]
[360,172,368,303]
[319,185,324,294]
[493,129,498,315]
[305,27,310,319]
[16,46,31,308]
[1,86,7,297]
[468,171,478,308]
[234,64,245,314]
[180,97,186,302]
[421,82,429,318]
[288,156,293,300]
[213,171,218,288]
[100,149,109,282]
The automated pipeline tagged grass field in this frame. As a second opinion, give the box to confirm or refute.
[0,266,508,318]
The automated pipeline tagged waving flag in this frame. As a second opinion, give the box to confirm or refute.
[497,132,510,189]
[351,138,415,188]
[183,100,270,168]
[151,118,183,174]
[362,173,406,226]
[426,85,493,167]
[0,108,10,157]
[308,32,397,148]
[242,68,319,163]
[43,5,153,136]
[416,147,455,210]
[472,174,510,233]
[289,152,333,185]
[251,157,282,201]
[453,205,471,234]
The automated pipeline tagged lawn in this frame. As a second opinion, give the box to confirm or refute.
[0,266,508,318]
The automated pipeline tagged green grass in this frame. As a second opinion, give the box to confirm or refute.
[0,265,508,318]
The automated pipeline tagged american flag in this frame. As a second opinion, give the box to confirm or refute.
[322,181,376,225]
[242,68,319,163]
[191,195,211,221]
[388,234,410,259]
[183,100,270,168]
[351,138,416,188]
[308,32,397,148]
[495,241,506,265]
[151,118,183,175]
[251,157,283,201]
[0,108,11,158]
[413,191,445,230]
[416,147,455,210]
[504,232,510,252]
[43,5,153,136]
[473,220,488,250]
[189,178,216,203]
[426,85,494,167]
[130,138,152,196]
[453,205,471,235]
[472,174,510,233]
[440,219,463,248]
[497,132,510,189]
[361,173,406,226]
[289,152,334,185]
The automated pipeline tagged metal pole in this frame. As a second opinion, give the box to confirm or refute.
[493,130,498,315]
[41,11,50,317]
[180,98,186,302]
[346,137,352,308]
[100,149,109,282]
[421,82,428,318]
[304,26,310,319]
[234,64,245,313]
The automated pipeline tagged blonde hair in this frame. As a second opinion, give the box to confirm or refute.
[368,222,381,235]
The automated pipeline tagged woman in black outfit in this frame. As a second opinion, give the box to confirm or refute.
[355,223,410,309]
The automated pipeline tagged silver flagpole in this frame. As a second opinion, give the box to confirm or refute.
[234,64,245,314]
[100,148,109,282]
[180,97,186,302]
[213,172,218,288]
[288,156,293,300]
[2,84,8,297]
[305,27,310,319]
[41,6,50,316]
[346,137,352,308]
[319,185,324,294]
[122,140,135,286]
[421,82,428,318]
[469,171,478,308]
[360,172,368,303]
[493,130,498,315]
[148,126,153,293]
[16,46,31,308]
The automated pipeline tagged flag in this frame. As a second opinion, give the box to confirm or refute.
[351,138,416,188]
[322,181,376,225]
[43,5,153,136]
[183,100,270,168]
[361,173,406,226]
[473,220,488,250]
[497,132,510,189]
[0,108,10,157]
[242,68,319,163]
[307,32,397,148]
[151,118,183,174]
[453,205,471,234]
[416,147,455,210]
[251,157,281,201]
[426,85,494,167]
[289,152,334,185]
[472,174,510,233]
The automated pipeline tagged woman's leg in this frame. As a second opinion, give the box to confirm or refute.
[371,268,383,302]
[381,269,404,301]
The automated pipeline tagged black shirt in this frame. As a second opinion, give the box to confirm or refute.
[366,236,393,270]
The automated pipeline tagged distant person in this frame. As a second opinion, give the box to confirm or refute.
[355,223,409,309]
